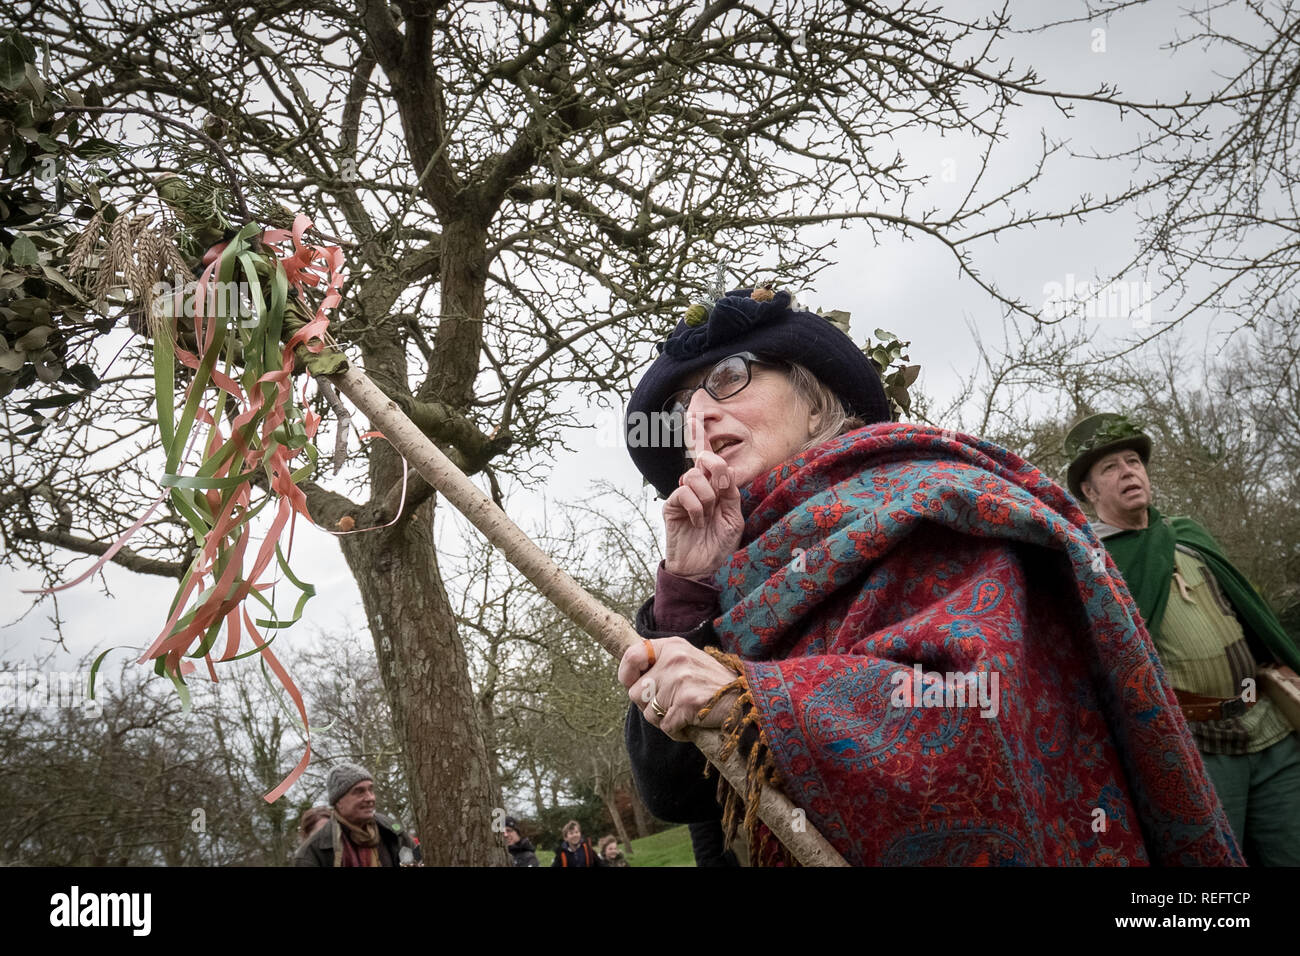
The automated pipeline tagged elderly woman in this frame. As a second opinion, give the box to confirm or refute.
[618,288,1241,866]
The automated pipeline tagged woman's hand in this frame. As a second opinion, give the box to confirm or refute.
[619,637,740,741]
[662,413,745,578]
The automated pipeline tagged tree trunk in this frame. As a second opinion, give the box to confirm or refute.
[627,781,651,839]
[599,785,633,852]
[477,630,503,794]
[530,761,545,818]
[339,495,504,865]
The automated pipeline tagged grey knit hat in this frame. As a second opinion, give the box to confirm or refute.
[327,763,373,805]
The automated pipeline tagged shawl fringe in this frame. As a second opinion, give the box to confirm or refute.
[698,648,797,867]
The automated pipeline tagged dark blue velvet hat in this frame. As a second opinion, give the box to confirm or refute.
[625,288,890,498]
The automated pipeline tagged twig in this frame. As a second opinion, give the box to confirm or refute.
[57,104,251,222]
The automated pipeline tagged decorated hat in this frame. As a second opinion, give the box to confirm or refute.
[1063,412,1152,501]
[625,288,891,498]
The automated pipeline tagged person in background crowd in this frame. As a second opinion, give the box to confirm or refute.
[550,820,598,867]
[503,816,539,867]
[295,806,331,847]
[293,763,416,867]
[597,834,628,867]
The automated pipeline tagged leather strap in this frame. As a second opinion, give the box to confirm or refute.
[1173,688,1255,722]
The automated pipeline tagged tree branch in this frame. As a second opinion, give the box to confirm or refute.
[11,527,185,578]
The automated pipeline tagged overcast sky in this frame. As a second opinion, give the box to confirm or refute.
[2,1,1259,690]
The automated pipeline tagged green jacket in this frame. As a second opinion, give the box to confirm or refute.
[1095,506,1300,673]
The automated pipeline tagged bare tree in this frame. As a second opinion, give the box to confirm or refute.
[952,309,1300,626]
[0,657,246,865]
[1125,0,1300,339]
[0,634,416,866]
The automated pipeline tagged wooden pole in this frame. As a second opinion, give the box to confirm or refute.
[327,363,849,867]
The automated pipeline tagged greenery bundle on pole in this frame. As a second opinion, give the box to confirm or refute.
[51,211,347,800]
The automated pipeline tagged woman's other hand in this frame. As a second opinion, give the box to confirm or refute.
[662,412,745,578]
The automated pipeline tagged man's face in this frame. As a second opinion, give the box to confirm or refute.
[504,827,520,846]
[1082,449,1151,516]
[335,780,376,826]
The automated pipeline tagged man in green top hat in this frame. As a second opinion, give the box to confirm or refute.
[1065,412,1300,865]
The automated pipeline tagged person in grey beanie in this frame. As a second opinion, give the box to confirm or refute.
[294,763,416,867]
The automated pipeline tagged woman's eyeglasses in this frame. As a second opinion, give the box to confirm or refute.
[661,352,776,419]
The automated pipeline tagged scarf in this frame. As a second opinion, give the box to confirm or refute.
[332,812,383,868]
[1101,505,1300,672]
[703,422,1240,866]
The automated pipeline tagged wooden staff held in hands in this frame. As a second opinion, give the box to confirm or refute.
[327,361,849,867]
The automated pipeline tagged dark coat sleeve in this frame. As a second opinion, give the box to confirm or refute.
[688,819,740,867]
[624,595,727,823]
[293,830,331,867]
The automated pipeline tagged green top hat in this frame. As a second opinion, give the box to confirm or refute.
[1063,412,1152,502]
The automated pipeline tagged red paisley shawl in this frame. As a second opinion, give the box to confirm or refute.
[708,422,1241,866]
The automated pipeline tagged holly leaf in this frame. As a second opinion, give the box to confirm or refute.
[0,37,27,91]
[823,309,851,334]
[7,31,36,62]
[20,391,81,411]
[41,264,83,298]
[63,362,100,390]
[14,325,54,351]
[8,234,39,266]
[0,341,24,372]
[33,348,62,383]
[23,62,46,100]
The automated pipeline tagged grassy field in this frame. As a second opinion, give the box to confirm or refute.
[533,824,694,867]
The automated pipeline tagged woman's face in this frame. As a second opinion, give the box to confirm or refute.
[671,359,819,489]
